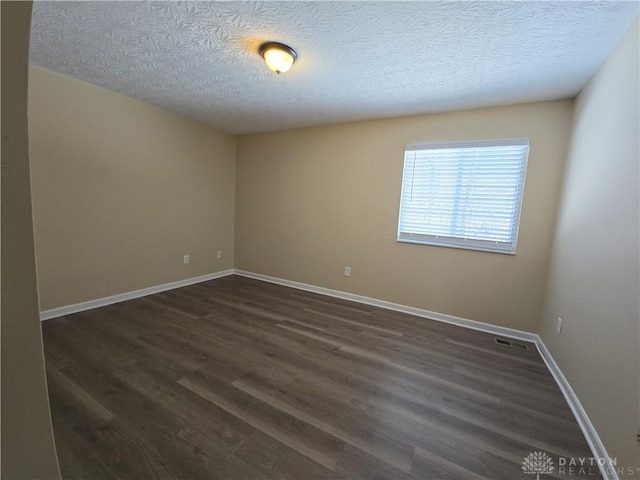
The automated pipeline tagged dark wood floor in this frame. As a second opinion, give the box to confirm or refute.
[42,275,598,480]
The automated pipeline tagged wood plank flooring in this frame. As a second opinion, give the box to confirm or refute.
[42,275,599,479]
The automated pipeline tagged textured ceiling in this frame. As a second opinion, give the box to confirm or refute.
[30,1,638,134]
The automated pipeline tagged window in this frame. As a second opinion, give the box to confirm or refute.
[397,138,529,254]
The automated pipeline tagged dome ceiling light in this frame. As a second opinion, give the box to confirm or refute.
[259,42,298,75]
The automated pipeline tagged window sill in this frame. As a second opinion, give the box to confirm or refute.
[397,236,517,255]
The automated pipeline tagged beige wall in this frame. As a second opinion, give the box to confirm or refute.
[236,100,574,332]
[1,2,61,478]
[539,18,639,474]
[29,66,236,310]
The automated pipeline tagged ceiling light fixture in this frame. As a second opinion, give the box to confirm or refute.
[259,42,297,75]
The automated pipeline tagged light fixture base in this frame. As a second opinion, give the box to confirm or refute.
[259,42,298,74]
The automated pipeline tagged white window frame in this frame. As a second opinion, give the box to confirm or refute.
[397,138,530,255]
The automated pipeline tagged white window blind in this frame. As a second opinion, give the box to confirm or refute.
[397,138,529,254]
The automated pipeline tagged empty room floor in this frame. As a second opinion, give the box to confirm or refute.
[42,275,597,479]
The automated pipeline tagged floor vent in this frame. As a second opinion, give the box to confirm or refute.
[495,338,528,350]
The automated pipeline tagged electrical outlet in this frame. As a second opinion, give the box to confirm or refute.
[217,250,222,259]
[557,317,563,334]
[344,266,351,277]
[183,255,189,264]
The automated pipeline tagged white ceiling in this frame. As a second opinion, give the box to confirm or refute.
[30,1,638,134]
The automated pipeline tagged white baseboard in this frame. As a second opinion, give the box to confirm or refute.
[234,269,617,480]
[40,267,616,480]
[535,339,619,480]
[233,269,538,343]
[39,269,234,321]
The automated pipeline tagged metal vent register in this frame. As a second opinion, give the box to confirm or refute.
[495,338,529,350]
